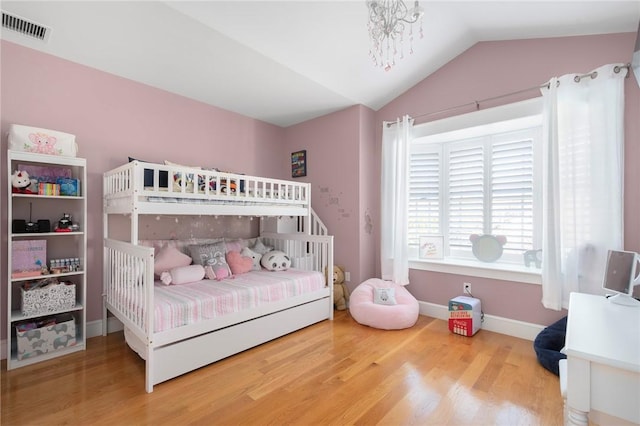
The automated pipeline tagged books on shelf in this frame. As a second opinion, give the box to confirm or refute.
[12,240,46,278]
[38,182,60,196]
[35,179,80,196]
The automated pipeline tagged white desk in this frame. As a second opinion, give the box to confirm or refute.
[565,292,640,425]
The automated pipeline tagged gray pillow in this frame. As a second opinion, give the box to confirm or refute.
[188,242,227,266]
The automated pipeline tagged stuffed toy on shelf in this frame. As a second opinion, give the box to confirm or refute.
[11,170,35,194]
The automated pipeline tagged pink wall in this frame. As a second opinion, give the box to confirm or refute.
[1,41,286,339]
[282,105,379,292]
[376,33,640,325]
[283,106,363,285]
[357,106,379,284]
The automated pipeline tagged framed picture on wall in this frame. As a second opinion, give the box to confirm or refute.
[419,235,444,259]
[291,150,307,178]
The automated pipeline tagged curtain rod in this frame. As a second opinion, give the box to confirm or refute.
[386,63,630,127]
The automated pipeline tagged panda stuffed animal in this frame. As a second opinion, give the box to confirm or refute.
[260,250,291,271]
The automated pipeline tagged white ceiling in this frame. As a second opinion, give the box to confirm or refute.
[2,1,639,127]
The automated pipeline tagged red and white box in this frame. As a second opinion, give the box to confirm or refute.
[448,296,481,336]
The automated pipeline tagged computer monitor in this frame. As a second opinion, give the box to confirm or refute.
[602,250,640,307]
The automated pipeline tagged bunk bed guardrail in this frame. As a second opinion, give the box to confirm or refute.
[103,239,155,338]
[104,161,311,207]
[261,232,333,275]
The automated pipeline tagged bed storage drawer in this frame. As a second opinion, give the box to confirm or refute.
[152,297,330,387]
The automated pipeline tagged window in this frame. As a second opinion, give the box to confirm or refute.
[408,99,542,267]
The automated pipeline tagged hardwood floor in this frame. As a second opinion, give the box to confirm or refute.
[1,311,564,425]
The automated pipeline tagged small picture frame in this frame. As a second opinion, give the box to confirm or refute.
[419,235,444,259]
[291,150,307,178]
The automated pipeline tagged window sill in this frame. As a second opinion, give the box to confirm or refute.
[409,258,542,285]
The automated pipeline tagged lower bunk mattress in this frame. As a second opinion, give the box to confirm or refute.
[148,268,324,333]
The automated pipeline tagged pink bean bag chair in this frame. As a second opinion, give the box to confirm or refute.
[349,278,419,330]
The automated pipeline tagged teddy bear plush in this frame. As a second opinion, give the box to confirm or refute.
[332,265,349,311]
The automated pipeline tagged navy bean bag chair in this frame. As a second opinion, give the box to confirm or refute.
[533,316,567,376]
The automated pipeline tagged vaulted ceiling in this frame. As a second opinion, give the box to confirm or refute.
[2,1,639,127]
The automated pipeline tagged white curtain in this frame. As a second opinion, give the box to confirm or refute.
[381,115,413,285]
[540,63,626,310]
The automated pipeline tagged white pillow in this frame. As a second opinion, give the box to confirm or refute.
[164,160,201,169]
[373,287,397,305]
[240,246,262,271]
[160,264,205,285]
[154,246,192,276]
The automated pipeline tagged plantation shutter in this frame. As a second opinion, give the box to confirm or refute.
[447,142,484,251]
[408,147,440,246]
[491,133,534,254]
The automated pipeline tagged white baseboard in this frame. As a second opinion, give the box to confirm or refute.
[419,301,545,341]
[86,317,124,338]
[2,308,542,361]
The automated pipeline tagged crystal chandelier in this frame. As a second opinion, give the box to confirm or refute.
[367,0,424,71]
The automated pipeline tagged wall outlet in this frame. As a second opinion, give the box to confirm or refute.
[345,271,351,282]
[463,282,472,294]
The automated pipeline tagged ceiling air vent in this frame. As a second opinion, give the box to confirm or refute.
[2,11,51,43]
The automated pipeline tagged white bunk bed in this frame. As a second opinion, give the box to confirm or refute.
[103,161,334,392]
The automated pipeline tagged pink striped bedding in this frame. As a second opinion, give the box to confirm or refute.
[152,268,324,332]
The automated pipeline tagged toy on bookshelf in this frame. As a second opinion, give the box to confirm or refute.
[54,213,75,232]
[11,170,35,194]
[55,213,73,232]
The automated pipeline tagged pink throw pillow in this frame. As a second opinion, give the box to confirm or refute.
[154,246,192,276]
[226,250,253,275]
[160,264,205,285]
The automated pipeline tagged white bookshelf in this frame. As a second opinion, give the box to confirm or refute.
[6,151,87,369]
